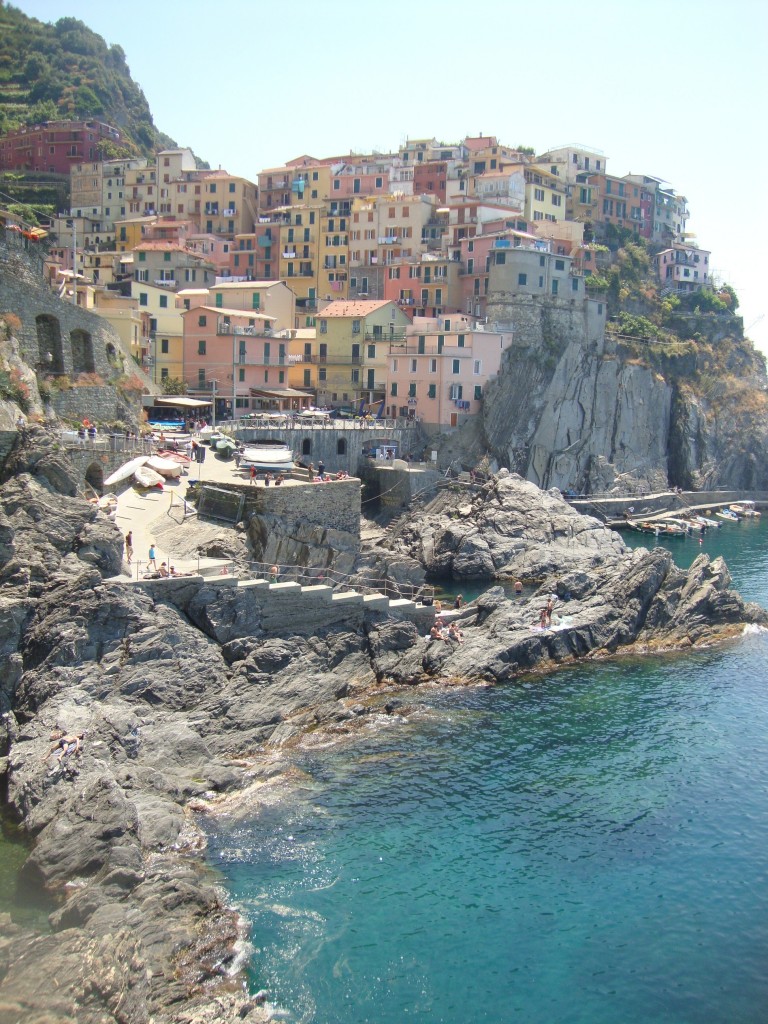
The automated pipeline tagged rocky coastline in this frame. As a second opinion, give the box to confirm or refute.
[1,429,766,1024]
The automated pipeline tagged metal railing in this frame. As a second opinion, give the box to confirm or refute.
[246,559,429,601]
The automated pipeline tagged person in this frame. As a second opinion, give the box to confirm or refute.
[430,624,447,642]
[453,594,464,609]
[264,472,272,486]
[148,543,157,570]
[539,606,549,628]
[317,459,325,480]
[448,622,464,644]
[514,579,523,596]
[269,564,279,583]
[87,424,97,440]
[546,596,556,625]
[275,473,285,486]
[250,465,256,485]
[45,732,83,771]
[16,413,26,430]
[434,599,442,615]
[125,530,133,564]
[307,463,315,482]
[159,562,169,577]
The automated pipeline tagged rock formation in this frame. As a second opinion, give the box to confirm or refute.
[0,435,764,1024]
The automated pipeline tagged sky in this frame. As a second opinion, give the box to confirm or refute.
[13,0,768,353]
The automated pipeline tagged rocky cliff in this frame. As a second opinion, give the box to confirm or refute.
[0,434,765,1024]
[436,301,768,496]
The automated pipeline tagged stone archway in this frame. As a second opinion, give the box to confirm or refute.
[84,461,104,495]
[71,328,95,374]
[36,314,64,374]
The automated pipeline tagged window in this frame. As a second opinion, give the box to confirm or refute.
[252,292,260,309]
[160,339,169,354]
[352,319,361,334]
[534,188,545,202]
[337,438,347,455]
[517,273,527,286]
[390,382,398,396]
[159,294,168,308]
[572,277,579,291]
[239,368,245,382]
[164,252,171,262]
[452,359,460,374]
[318,367,327,381]
[138,251,146,262]
[368,344,376,358]
[495,252,506,264]
[474,385,483,401]
[320,320,327,334]
[198,315,207,326]
[555,259,565,270]
[473,359,482,375]
[408,382,417,398]
[458,334,465,347]
[552,194,562,207]
[391,358,398,372]
[198,340,206,355]
[428,383,436,399]
[198,369,206,388]
[552,279,559,296]
[429,358,437,373]
[139,293,148,306]
[160,367,169,380]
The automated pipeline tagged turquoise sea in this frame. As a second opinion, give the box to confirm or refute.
[205,515,768,1023]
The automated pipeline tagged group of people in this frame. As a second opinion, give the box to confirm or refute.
[430,617,465,644]
[537,596,558,629]
[248,468,287,486]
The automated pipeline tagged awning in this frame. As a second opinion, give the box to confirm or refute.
[153,396,212,408]
[249,387,312,399]
[196,305,277,320]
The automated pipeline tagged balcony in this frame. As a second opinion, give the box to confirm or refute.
[378,236,398,244]
[153,278,176,287]
[216,321,271,337]
[283,251,297,259]
[288,353,316,364]
[222,208,236,216]
[365,328,407,341]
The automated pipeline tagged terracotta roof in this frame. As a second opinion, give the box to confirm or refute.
[319,299,391,318]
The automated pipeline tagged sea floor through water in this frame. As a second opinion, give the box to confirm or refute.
[205,516,768,1023]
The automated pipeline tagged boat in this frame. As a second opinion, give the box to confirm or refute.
[156,448,192,465]
[198,427,224,446]
[215,437,238,458]
[730,501,761,518]
[239,441,294,472]
[690,514,721,530]
[716,508,740,522]
[145,455,182,478]
[133,465,165,489]
[104,456,148,487]
[664,517,697,534]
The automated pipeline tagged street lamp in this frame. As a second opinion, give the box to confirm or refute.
[210,379,219,429]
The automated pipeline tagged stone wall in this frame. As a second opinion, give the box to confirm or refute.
[197,478,361,540]
[484,293,606,353]
[234,423,421,476]
[52,384,137,424]
[0,235,155,394]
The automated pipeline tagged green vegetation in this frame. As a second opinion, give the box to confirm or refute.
[0,3,178,159]
[161,377,188,395]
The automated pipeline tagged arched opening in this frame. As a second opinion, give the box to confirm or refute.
[336,437,347,455]
[105,342,119,369]
[71,328,95,374]
[84,461,104,495]
[301,438,312,456]
[36,314,64,374]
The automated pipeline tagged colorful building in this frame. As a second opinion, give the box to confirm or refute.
[0,119,121,174]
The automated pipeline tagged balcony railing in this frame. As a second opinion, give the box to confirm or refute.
[283,251,297,258]
[365,328,407,341]
[216,322,272,337]
[153,279,176,287]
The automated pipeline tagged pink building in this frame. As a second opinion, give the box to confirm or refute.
[0,119,121,174]
[386,314,510,428]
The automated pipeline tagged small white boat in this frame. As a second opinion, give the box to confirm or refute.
[145,455,182,478]
[716,508,740,522]
[240,442,294,472]
[104,456,148,487]
[730,501,760,518]
[133,465,165,489]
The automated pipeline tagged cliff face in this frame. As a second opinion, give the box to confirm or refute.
[477,317,768,495]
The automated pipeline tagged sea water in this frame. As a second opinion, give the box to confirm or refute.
[206,516,768,1023]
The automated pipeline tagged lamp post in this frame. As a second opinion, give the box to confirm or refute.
[210,379,219,430]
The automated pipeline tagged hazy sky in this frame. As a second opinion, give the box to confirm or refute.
[14,0,768,352]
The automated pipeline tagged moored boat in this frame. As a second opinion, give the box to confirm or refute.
[730,501,760,518]
[239,441,294,472]
[716,508,740,522]
[215,437,238,458]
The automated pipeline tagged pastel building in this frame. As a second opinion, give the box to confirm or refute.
[315,299,410,409]
[386,315,510,428]
[0,119,122,174]
[653,242,711,293]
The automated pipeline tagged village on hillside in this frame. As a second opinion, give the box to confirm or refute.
[1,121,708,431]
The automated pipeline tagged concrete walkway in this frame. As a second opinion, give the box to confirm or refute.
[112,445,246,578]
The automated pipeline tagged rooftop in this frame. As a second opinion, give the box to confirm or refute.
[319,299,392,318]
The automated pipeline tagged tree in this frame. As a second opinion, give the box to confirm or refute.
[161,377,188,395]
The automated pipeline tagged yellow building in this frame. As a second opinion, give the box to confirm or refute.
[523,166,567,225]
[317,205,350,302]
[277,204,322,304]
[316,299,410,408]
[130,281,185,385]
[199,170,258,238]
[287,327,319,393]
[93,290,150,368]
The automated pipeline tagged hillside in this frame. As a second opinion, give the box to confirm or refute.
[0,2,177,159]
